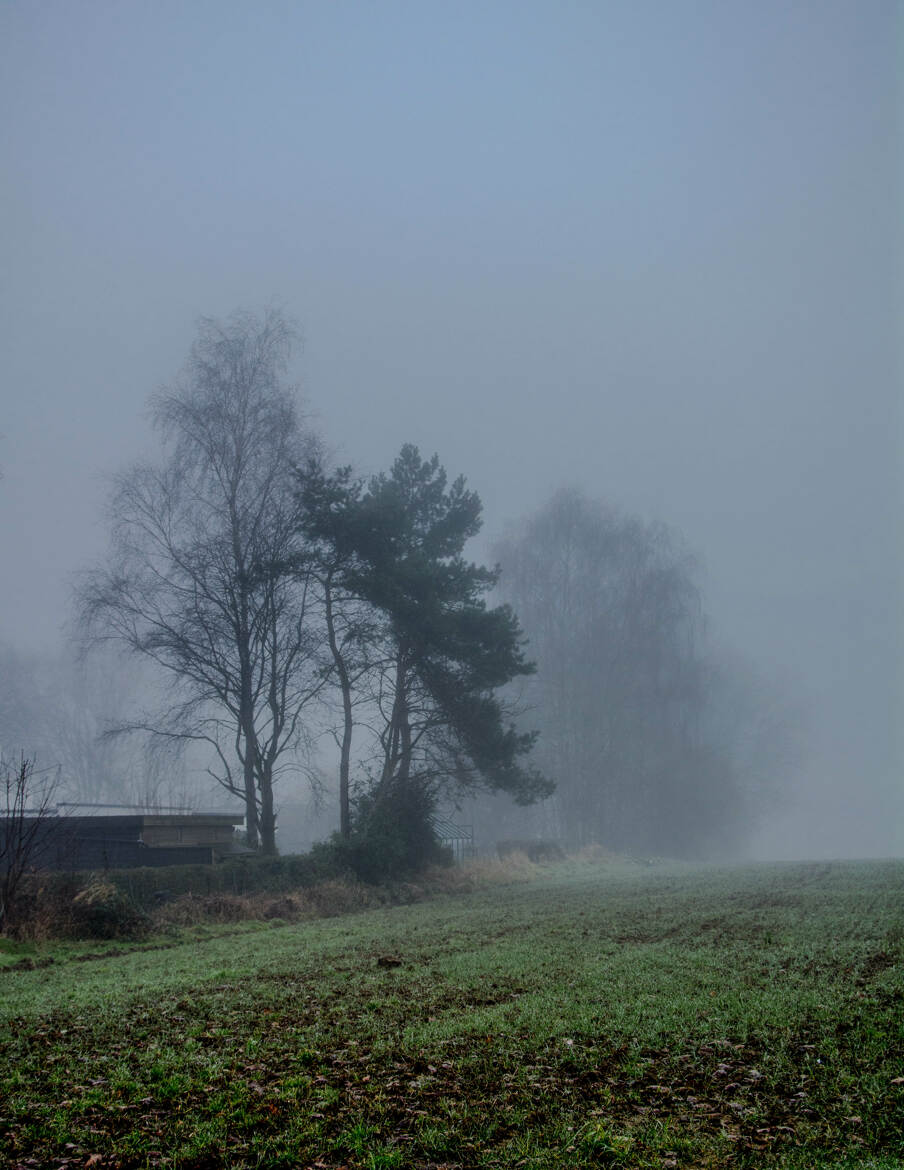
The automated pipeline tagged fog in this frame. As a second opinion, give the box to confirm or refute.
[1,2,900,859]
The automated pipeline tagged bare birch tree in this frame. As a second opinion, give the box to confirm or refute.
[493,488,711,853]
[79,310,322,852]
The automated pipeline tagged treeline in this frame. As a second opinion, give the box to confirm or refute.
[3,309,802,864]
[76,310,547,863]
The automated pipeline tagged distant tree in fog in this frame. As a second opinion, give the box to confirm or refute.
[78,310,322,853]
[494,488,751,856]
[0,643,196,809]
[700,649,806,818]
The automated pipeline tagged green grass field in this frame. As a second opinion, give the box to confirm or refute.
[1,858,902,1168]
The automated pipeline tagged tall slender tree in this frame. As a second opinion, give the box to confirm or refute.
[295,463,380,838]
[79,310,322,852]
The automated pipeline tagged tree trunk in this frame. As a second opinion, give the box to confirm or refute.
[242,748,260,850]
[259,763,277,855]
[381,653,408,790]
[324,577,354,838]
[398,697,412,784]
[239,684,260,850]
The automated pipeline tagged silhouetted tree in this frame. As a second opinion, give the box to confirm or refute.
[295,463,380,838]
[494,488,723,854]
[298,446,550,845]
[79,310,322,852]
[0,754,57,931]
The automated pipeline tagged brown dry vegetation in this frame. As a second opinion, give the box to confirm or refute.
[2,854,540,942]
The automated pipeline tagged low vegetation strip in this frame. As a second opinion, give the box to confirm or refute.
[0,859,902,1168]
[0,853,535,945]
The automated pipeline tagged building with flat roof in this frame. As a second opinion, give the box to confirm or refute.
[1,807,245,870]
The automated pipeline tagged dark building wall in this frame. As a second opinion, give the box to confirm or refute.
[1,815,230,871]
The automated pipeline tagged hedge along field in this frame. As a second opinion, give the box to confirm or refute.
[0,860,902,1169]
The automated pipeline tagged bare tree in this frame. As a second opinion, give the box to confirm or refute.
[0,642,196,809]
[0,754,57,931]
[493,488,712,854]
[493,489,807,857]
[79,310,323,852]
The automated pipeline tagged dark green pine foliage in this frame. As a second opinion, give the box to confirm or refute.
[299,445,550,866]
[354,445,548,803]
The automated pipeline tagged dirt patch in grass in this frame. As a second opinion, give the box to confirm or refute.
[2,1006,898,1167]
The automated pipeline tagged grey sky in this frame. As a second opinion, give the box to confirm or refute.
[1,1,900,855]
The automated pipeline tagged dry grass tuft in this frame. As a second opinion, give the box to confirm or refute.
[150,879,383,928]
[148,854,541,930]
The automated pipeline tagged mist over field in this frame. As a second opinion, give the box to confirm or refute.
[1,2,900,860]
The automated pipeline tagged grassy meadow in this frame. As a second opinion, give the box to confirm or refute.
[0,857,902,1168]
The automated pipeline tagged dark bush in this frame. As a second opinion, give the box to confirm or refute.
[69,880,150,940]
[328,779,451,884]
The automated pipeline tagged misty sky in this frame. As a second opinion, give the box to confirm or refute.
[1,1,900,856]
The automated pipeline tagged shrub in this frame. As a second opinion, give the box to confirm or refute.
[69,879,150,940]
[327,779,451,883]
